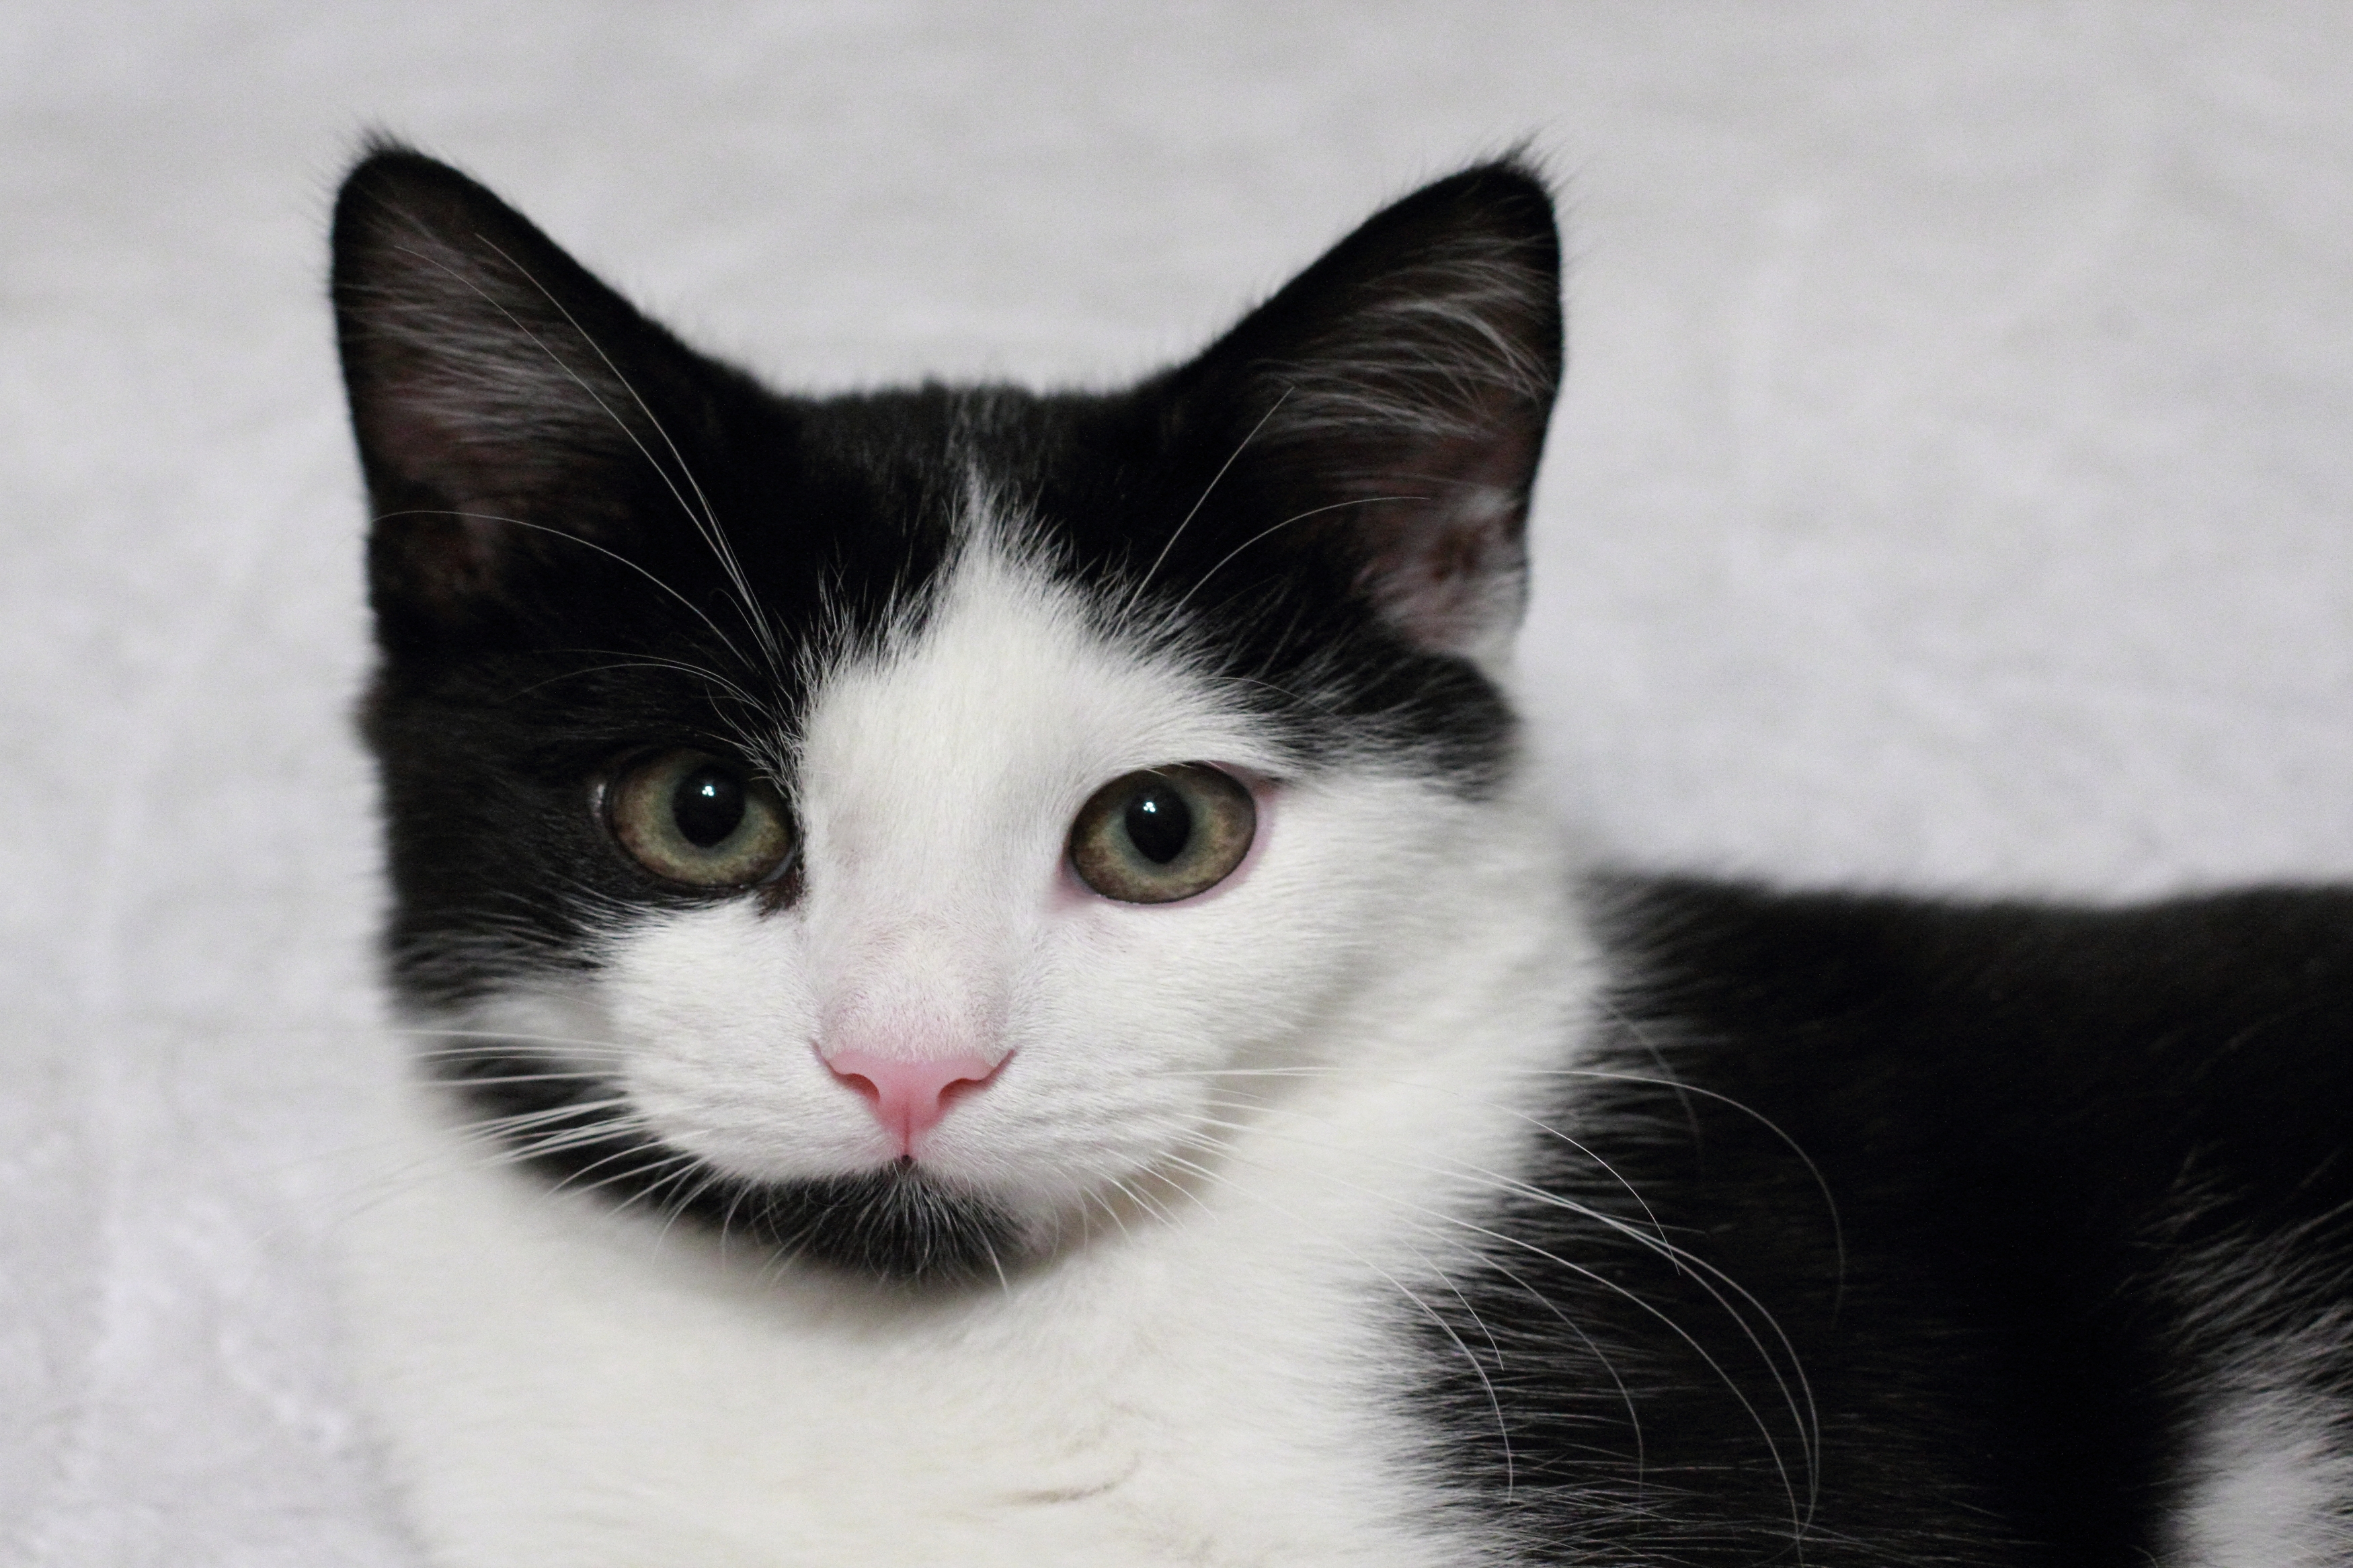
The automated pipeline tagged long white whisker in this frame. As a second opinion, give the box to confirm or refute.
[506,653,764,711]
[375,226,769,651]
[428,1069,616,1089]
[405,1037,623,1055]
[1472,1249,1648,1492]
[1195,1073,1675,1254]
[1185,1098,1820,1522]
[1166,1117,1813,1536]
[1172,1059,1844,1307]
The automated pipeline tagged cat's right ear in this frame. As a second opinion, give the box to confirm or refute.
[1152,160,1562,667]
[332,144,721,656]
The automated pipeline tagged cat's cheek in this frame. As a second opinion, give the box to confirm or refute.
[596,904,879,1178]
[1009,871,1326,1155]
[844,922,1246,1202]
[914,1065,1195,1204]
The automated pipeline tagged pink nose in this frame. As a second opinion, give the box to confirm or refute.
[824,1049,1002,1154]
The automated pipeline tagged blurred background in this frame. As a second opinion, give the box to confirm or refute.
[4,3,2349,1559]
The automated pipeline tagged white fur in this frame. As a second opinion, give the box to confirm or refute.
[2166,1387,2353,1567]
[2164,1290,2353,1568]
[342,525,1596,1565]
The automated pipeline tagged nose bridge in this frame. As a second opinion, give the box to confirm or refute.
[818,908,1008,1063]
[800,586,1068,899]
[793,594,1062,1078]
[801,730,1036,1067]
[834,751,1038,891]
[781,554,1116,1154]
[803,691,1036,905]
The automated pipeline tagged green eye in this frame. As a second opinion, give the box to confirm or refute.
[606,750,795,889]
[1068,765,1257,905]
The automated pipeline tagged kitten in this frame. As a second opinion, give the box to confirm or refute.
[333,144,2353,1566]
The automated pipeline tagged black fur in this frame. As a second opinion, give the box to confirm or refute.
[1421,878,2353,1563]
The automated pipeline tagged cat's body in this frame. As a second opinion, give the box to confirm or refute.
[333,147,2353,1565]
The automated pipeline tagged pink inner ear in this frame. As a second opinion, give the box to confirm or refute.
[372,507,515,613]
[1343,425,1536,656]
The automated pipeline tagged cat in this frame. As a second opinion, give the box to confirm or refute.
[332,142,2353,1567]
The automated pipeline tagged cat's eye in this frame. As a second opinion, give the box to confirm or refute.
[606,750,795,889]
[1068,765,1257,905]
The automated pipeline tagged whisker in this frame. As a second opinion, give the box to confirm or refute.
[1164,1118,1814,1536]
[1193,1073,1675,1255]
[505,653,766,714]
[1168,1057,1843,1305]
[648,1165,733,1251]
[1472,1248,1648,1493]
[362,505,767,701]
[398,233,786,695]
[1084,1185,1136,1249]
[397,1026,635,1057]
[426,1069,621,1089]
[555,1145,703,1206]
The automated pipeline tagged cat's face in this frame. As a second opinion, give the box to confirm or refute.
[335,148,1562,1282]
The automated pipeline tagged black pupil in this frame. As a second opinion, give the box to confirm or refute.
[1123,782,1193,864]
[672,766,747,849]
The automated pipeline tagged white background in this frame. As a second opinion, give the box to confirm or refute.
[4,4,2349,1559]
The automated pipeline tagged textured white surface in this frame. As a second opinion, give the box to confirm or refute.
[3,3,2350,1560]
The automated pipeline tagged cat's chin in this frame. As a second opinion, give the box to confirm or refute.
[674,1160,1029,1289]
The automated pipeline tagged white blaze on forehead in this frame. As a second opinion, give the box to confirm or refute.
[789,536,1279,1064]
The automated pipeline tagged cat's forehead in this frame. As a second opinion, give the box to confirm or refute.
[793,528,1282,833]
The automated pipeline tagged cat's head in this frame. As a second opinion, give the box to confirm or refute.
[335,145,1563,1285]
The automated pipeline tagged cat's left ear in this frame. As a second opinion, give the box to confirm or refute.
[331,142,742,658]
[1162,160,1562,663]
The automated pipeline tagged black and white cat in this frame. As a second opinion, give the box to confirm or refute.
[332,145,2353,1566]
